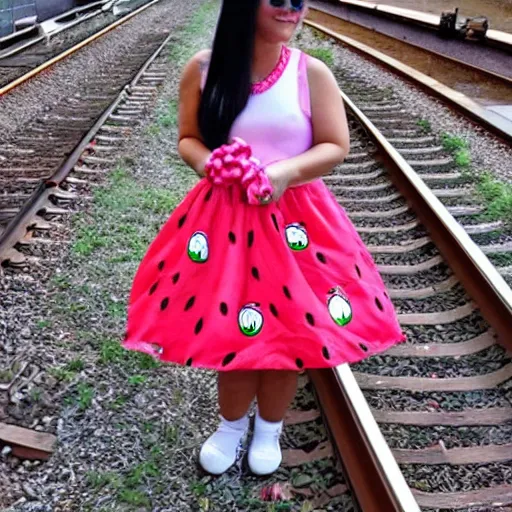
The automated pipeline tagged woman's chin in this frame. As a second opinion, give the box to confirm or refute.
[263,25,297,44]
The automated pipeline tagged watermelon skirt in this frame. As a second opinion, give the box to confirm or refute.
[123,178,405,371]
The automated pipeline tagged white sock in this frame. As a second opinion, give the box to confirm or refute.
[199,415,249,475]
[248,410,283,476]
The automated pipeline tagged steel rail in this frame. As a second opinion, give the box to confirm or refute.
[303,17,512,143]
[0,0,161,97]
[0,32,173,262]
[310,88,512,512]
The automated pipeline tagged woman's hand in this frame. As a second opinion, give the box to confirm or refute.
[265,161,296,202]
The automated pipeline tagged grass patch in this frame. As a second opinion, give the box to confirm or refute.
[168,0,219,65]
[303,47,334,67]
[477,172,512,225]
[128,374,147,386]
[441,133,468,152]
[49,358,85,382]
[441,132,471,168]
[77,383,94,410]
[73,167,179,261]
[416,119,431,132]
[99,338,159,371]
[85,448,165,508]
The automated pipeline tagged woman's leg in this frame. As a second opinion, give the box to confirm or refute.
[249,370,298,475]
[219,370,260,420]
[257,370,298,421]
[200,371,259,475]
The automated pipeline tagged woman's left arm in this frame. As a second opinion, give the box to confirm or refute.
[267,56,350,197]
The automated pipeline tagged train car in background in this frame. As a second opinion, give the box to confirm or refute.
[0,0,98,38]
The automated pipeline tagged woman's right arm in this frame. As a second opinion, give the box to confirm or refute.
[177,50,212,177]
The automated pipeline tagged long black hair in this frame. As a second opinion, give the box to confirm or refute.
[198,0,261,150]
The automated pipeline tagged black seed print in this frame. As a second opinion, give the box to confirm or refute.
[222,352,236,367]
[271,213,279,232]
[283,286,292,300]
[195,318,204,335]
[172,272,180,285]
[306,313,315,326]
[248,230,254,248]
[158,260,165,271]
[160,297,169,311]
[296,358,304,369]
[359,343,368,352]
[270,304,278,317]
[375,298,384,311]
[299,221,306,227]
[186,358,193,366]
[228,231,236,244]
[178,214,187,228]
[355,265,362,278]
[384,292,389,299]
[185,296,196,311]
[251,267,260,280]
[149,281,159,295]
[220,302,228,316]
[322,347,331,360]
[316,252,327,264]
[204,188,213,202]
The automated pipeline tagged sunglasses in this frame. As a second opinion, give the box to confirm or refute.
[268,0,305,12]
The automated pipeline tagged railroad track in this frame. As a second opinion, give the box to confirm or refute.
[1,2,512,511]
[0,0,160,91]
[0,3,174,269]
[306,1,512,142]
[307,62,512,511]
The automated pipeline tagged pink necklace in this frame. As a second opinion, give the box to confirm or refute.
[251,46,291,95]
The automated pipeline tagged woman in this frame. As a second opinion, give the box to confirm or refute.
[123,0,404,477]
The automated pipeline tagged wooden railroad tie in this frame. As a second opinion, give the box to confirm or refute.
[0,422,56,460]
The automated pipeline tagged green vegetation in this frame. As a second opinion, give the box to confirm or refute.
[168,0,219,65]
[477,172,512,225]
[441,132,471,168]
[49,358,85,382]
[99,338,159,370]
[416,119,431,132]
[303,47,334,67]
[73,167,179,262]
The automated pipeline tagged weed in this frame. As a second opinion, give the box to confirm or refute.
[440,133,471,169]
[128,374,147,386]
[77,383,94,410]
[99,338,159,371]
[190,481,207,497]
[49,358,84,382]
[163,424,178,445]
[454,149,471,168]
[416,119,431,132]
[304,47,334,67]
[36,319,51,329]
[118,488,150,507]
[441,133,468,152]
[477,172,512,224]
[86,471,120,489]
[30,388,42,402]
[67,358,85,372]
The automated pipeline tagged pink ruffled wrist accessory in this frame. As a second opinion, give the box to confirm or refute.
[205,137,273,205]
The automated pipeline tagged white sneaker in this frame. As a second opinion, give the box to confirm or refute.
[248,411,283,476]
[199,415,249,475]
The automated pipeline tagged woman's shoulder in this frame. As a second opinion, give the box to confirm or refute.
[180,49,211,85]
[187,49,212,72]
[301,51,338,90]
